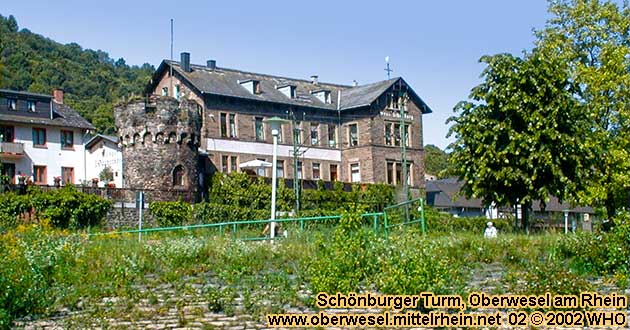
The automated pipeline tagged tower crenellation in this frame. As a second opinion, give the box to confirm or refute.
[114,95,202,192]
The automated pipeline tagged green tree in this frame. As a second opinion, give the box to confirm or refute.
[536,0,630,220]
[0,14,154,133]
[424,144,456,178]
[447,49,593,231]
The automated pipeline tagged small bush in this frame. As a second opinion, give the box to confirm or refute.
[150,201,192,227]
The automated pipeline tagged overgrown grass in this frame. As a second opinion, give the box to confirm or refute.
[0,221,627,329]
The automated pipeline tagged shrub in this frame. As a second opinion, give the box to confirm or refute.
[149,201,192,227]
[29,186,111,229]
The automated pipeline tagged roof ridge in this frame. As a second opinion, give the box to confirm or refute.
[165,59,397,89]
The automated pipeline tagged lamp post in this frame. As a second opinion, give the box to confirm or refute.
[265,117,289,239]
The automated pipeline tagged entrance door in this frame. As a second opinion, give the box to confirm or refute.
[1,163,15,184]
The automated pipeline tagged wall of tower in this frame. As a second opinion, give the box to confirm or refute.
[114,96,202,193]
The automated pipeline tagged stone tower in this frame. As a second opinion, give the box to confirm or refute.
[114,96,202,194]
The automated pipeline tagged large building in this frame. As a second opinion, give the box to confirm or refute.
[143,53,432,191]
[0,89,95,185]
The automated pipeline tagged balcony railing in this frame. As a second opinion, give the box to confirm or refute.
[0,142,24,155]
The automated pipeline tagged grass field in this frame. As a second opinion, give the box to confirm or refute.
[1,221,628,329]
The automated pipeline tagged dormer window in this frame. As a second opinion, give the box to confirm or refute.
[7,98,17,111]
[27,100,36,112]
[239,79,261,95]
[312,90,331,104]
[277,84,296,99]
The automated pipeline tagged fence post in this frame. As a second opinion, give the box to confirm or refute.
[383,212,389,240]
[232,223,237,238]
[300,218,304,231]
[372,214,378,235]
[420,198,426,235]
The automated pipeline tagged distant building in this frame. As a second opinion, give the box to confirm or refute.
[85,134,123,187]
[141,53,433,192]
[0,89,94,185]
[426,178,594,228]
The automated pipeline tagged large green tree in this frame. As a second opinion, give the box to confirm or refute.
[448,49,593,230]
[0,14,154,134]
[536,0,630,219]
[424,144,455,178]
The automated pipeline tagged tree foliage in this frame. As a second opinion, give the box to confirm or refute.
[0,14,154,134]
[448,50,592,213]
[449,0,630,222]
[424,144,455,178]
[536,0,630,218]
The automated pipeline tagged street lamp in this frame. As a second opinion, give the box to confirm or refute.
[265,116,290,239]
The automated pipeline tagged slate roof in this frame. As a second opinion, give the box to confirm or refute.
[85,134,119,149]
[0,101,95,130]
[148,61,432,113]
[426,178,594,213]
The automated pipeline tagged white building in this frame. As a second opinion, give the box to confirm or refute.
[0,89,95,185]
[85,134,123,187]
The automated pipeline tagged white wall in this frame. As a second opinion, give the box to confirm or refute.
[85,139,123,188]
[4,124,87,185]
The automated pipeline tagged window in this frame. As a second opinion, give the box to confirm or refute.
[61,130,74,149]
[310,123,319,146]
[62,167,74,185]
[389,93,401,109]
[221,155,229,172]
[330,164,338,181]
[161,87,168,96]
[312,90,331,104]
[294,121,302,145]
[405,124,411,147]
[256,158,266,176]
[348,123,358,147]
[0,125,14,142]
[386,162,413,185]
[394,124,401,146]
[387,162,393,184]
[32,128,46,146]
[327,124,337,148]
[255,117,265,141]
[350,163,360,182]
[175,85,181,100]
[1,163,15,184]
[385,123,393,146]
[297,161,303,179]
[33,165,46,185]
[278,85,296,99]
[220,113,227,137]
[240,80,261,94]
[7,98,16,111]
[27,100,36,112]
[276,160,285,178]
[312,163,320,180]
[173,165,185,186]
[230,156,238,173]
[220,155,238,173]
[229,114,237,138]
[385,123,409,147]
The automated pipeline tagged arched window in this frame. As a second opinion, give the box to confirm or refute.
[173,165,185,186]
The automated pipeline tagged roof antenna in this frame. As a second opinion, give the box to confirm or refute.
[385,56,393,79]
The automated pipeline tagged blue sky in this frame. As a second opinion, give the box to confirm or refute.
[4,0,551,149]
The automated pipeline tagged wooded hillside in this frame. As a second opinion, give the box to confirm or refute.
[0,14,154,134]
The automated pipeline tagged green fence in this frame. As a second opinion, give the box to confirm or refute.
[383,198,426,239]
[90,212,386,241]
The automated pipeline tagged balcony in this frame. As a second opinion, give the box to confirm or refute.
[0,142,25,158]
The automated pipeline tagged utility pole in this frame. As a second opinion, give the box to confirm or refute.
[398,82,410,222]
[290,110,303,213]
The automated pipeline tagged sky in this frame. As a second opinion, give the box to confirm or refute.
[3,0,551,150]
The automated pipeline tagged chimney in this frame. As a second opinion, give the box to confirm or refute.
[207,60,216,70]
[53,89,64,104]
[181,52,191,72]
[310,75,319,85]
[353,80,358,87]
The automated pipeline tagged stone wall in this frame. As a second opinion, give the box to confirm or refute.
[103,205,154,230]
